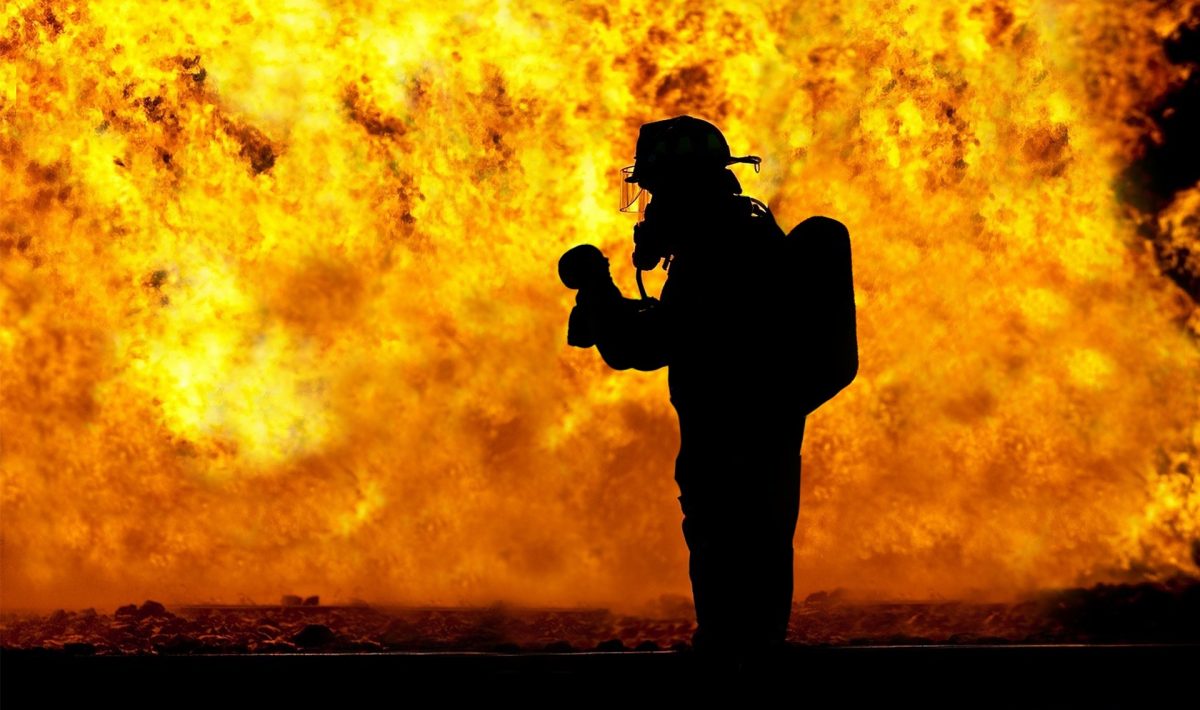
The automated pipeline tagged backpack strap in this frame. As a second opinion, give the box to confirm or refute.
[743,196,786,243]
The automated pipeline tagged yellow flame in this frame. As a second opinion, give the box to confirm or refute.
[1,0,1198,611]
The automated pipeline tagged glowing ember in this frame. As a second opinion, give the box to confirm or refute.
[1,1,1198,612]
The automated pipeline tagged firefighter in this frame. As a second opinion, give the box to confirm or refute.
[620,115,808,665]
[565,115,855,669]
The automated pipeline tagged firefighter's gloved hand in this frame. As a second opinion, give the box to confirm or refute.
[566,305,596,348]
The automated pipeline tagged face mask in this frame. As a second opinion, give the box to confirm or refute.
[619,165,649,219]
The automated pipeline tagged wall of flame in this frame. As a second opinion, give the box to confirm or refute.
[2,0,1198,611]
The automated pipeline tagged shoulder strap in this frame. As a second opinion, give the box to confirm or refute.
[743,195,786,242]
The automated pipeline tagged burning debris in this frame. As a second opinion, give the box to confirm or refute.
[3,578,1197,655]
[280,594,320,606]
[0,600,675,655]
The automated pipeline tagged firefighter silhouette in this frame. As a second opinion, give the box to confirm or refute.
[560,115,857,666]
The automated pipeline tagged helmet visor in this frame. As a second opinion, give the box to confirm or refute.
[620,165,648,218]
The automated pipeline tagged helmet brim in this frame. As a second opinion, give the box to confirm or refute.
[624,155,760,185]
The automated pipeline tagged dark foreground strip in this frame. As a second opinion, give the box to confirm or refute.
[3,644,1197,707]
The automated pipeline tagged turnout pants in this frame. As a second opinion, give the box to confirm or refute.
[673,403,804,653]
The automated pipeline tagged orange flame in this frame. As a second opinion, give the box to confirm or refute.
[1,0,1198,611]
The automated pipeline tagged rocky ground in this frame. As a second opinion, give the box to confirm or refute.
[2,576,1197,655]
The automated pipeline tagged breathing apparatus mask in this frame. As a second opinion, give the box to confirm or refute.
[619,166,649,219]
[620,116,761,297]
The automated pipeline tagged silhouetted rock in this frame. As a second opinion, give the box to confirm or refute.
[292,624,336,648]
[804,589,849,606]
[281,595,303,606]
[595,638,626,652]
[302,595,320,606]
[137,601,170,619]
[1046,576,1200,643]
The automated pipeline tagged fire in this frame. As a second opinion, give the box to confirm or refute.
[1,1,1197,611]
